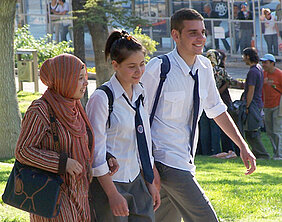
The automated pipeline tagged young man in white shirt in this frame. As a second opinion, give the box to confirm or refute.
[141,8,256,222]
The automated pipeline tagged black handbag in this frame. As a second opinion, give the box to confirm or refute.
[2,100,63,218]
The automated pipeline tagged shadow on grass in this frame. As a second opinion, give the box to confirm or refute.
[196,155,281,168]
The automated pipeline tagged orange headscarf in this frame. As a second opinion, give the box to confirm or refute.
[40,54,94,169]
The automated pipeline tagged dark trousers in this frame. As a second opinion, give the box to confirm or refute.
[199,112,221,155]
[155,162,218,222]
[240,29,252,54]
[264,34,278,55]
[89,174,154,222]
[245,130,270,159]
[220,129,240,156]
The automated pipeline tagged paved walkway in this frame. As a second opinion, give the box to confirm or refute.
[15,76,243,102]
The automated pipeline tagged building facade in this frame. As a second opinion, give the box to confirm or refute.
[15,0,282,65]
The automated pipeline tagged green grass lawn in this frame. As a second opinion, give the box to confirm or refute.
[0,92,281,221]
[17,91,41,118]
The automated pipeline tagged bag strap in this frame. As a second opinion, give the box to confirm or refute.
[42,98,60,151]
[97,85,114,128]
[149,54,170,126]
[97,83,145,128]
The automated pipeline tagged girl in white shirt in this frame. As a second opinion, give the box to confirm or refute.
[260,8,280,55]
[86,30,160,222]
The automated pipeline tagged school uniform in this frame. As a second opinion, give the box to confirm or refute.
[86,74,154,222]
[141,48,227,222]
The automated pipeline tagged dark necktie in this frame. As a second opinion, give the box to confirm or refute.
[123,94,154,184]
[189,70,199,159]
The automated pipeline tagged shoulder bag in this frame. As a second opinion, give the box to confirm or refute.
[2,99,63,218]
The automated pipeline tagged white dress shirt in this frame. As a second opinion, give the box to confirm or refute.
[86,74,154,183]
[141,48,226,175]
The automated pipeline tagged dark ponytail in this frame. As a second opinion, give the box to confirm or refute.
[105,30,145,63]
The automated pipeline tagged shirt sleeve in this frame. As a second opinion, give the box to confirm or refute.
[15,104,61,174]
[246,69,257,86]
[203,61,227,119]
[141,57,162,114]
[86,91,110,177]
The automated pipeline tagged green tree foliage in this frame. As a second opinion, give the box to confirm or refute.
[14,25,73,67]
[131,27,159,62]
[72,0,156,86]
[78,0,147,29]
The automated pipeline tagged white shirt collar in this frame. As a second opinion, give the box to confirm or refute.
[171,48,208,76]
[110,73,144,103]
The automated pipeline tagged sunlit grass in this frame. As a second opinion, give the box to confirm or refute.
[0,162,29,221]
[195,156,281,221]
[0,92,280,221]
[17,91,41,117]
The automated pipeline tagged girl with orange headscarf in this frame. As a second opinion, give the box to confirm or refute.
[15,54,94,221]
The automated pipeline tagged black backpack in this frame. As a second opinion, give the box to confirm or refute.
[97,54,171,128]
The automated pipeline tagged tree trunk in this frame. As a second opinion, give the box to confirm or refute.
[72,0,86,63]
[0,0,21,158]
[87,22,112,87]
[72,0,88,108]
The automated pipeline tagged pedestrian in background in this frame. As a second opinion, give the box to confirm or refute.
[241,48,270,159]
[260,8,279,55]
[53,0,71,41]
[202,3,220,51]
[261,53,282,160]
[275,0,282,37]
[238,3,253,54]
[206,49,239,158]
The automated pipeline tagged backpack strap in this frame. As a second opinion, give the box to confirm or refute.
[96,85,114,128]
[97,83,145,128]
[139,82,145,106]
[149,54,170,126]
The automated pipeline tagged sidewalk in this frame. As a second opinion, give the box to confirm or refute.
[15,76,243,102]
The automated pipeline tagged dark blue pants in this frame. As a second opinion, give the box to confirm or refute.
[199,112,221,155]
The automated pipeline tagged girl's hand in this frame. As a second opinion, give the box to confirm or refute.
[108,157,119,176]
[146,182,161,211]
[66,158,83,176]
[108,191,129,216]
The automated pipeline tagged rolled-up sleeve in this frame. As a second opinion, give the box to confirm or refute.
[86,91,110,177]
[203,62,227,119]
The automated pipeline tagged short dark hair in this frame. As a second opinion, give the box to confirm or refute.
[171,8,204,33]
[105,30,145,63]
[243,47,259,63]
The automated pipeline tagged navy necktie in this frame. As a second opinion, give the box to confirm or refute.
[123,94,154,184]
[189,69,199,159]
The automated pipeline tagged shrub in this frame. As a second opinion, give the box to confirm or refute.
[14,25,73,67]
[131,26,159,62]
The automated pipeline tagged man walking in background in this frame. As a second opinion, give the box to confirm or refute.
[261,54,282,160]
[238,3,253,54]
[241,48,270,159]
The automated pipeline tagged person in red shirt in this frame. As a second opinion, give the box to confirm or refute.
[261,54,282,160]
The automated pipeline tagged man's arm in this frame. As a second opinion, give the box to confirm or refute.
[246,85,255,111]
[214,111,256,175]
